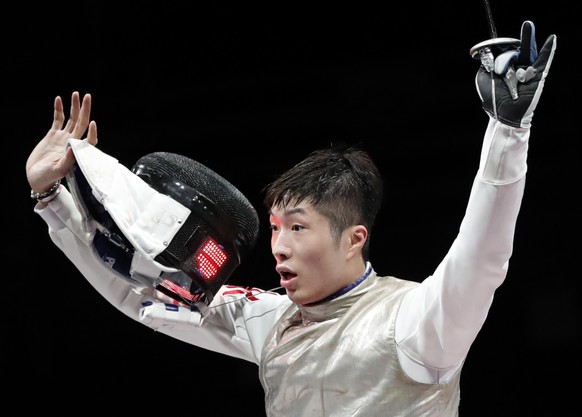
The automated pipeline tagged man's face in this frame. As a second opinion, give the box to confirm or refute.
[269,202,359,305]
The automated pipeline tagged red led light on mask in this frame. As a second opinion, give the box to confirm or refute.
[196,237,228,281]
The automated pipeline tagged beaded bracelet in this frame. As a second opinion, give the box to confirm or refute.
[30,180,61,202]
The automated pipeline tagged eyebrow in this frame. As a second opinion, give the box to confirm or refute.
[269,206,307,217]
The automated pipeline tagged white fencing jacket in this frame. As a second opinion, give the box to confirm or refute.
[35,118,529,416]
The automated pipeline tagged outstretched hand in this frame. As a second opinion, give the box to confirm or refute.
[26,92,97,195]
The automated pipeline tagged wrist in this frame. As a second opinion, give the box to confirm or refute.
[31,180,62,203]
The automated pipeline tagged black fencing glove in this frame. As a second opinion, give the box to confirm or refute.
[474,21,557,128]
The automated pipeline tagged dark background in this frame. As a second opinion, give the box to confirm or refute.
[4,2,579,415]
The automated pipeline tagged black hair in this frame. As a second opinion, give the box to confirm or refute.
[262,144,383,260]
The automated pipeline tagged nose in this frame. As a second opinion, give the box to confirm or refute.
[271,231,291,261]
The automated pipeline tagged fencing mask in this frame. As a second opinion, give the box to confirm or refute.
[65,139,259,307]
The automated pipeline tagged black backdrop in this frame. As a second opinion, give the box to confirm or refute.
[5,2,579,415]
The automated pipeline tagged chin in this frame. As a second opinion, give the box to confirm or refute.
[287,291,307,305]
[290,292,319,307]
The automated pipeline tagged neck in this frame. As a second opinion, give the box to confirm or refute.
[305,262,371,306]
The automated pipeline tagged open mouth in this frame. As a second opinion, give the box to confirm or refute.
[280,271,297,280]
[278,269,298,290]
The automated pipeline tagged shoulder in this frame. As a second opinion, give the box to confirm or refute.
[373,273,420,291]
[214,284,293,318]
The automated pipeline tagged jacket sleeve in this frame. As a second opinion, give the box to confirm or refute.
[395,118,529,383]
[35,189,291,364]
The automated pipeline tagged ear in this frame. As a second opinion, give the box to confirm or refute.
[346,225,368,259]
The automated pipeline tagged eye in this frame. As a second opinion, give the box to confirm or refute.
[269,224,279,232]
[291,224,304,232]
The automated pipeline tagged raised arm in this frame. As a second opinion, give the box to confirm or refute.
[394,21,557,384]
